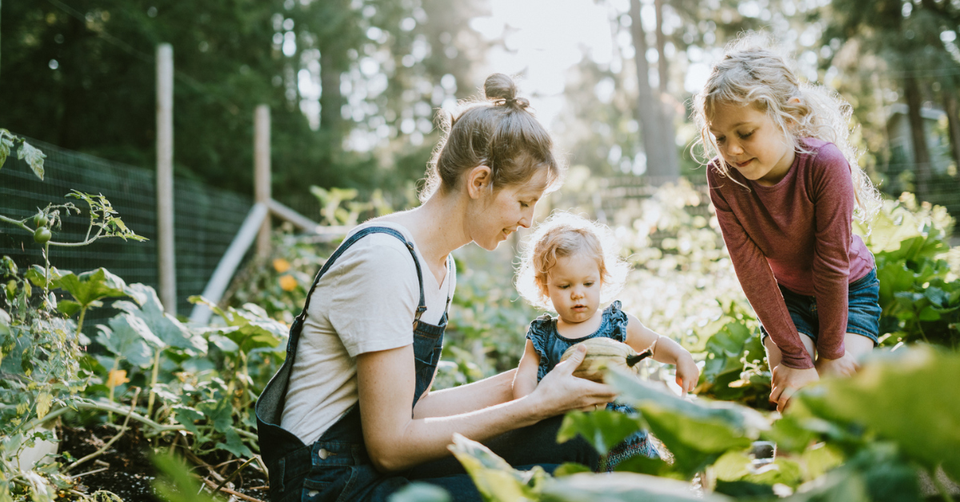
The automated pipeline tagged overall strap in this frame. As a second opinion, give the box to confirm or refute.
[289,226,427,356]
[442,254,455,314]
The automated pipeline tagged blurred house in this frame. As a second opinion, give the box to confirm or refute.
[886,103,955,175]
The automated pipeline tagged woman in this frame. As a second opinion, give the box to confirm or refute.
[256,73,616,502]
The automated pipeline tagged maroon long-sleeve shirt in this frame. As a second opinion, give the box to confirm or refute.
[707,139,875,369]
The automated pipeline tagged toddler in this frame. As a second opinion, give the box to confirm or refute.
[513,211,699,470]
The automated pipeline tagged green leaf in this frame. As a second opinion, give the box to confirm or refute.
[25,265,64,288]
[551,463,592,477]
[0,308,10,337]
[801,443,845,480]
[17,141,46,180]
[790,345,960,481]
[173,405,204,436]
[202,302,286,354]
[607,369,768,477]
[917,306,940,321]
[784,464,870,502]
[556,409,643,456]
[95,313,161,367]
[388,483,452,502]
[762,414,819,454]
[114,284,207,353]
[449,433,548,502]
[714,480,775,497]
[197,399,233,434]
[57,300,82,317]
[216,428,253,458]
[0,131,13,170]
[152,454,218,502]
[541,472,734,501]
[54,268,130,309]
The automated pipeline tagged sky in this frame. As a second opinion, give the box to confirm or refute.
[468,0,619,129]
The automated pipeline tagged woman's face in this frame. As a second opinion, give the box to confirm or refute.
[470,170,548,251]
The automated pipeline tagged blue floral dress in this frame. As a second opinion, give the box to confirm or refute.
[526,300,660,471]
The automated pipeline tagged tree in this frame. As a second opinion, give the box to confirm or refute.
[819,0,960,200]
[0,0,483,213]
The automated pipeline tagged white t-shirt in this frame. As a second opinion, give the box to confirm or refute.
[280,221,456,445]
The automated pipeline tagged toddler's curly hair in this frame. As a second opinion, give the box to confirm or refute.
[516,211,629,311]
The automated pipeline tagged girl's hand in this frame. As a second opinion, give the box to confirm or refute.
[674,355,700,395]
[533,344,618,416]
[815,352,859,378]
[769,364,819,412]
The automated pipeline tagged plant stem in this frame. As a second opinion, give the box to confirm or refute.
[0,214,29,230]
[42,241,51,297]
[146,350,161,418]
[106,357,119,421]
[66,388,141,472]
[76,305,88,339]
[931,468,957,502]
[212,456,257,496]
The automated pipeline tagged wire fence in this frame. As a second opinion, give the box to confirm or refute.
[0,136,252,321]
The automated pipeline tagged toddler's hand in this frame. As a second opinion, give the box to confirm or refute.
[770,364,819,412]
[674,355,700,395]
[815,351,859,378]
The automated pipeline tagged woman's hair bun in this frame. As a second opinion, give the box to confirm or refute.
[483,73,529,110]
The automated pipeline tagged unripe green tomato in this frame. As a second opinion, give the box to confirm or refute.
[33,212,49,228]
[34,227,52,244]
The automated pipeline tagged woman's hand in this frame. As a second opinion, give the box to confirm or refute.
[674,354,700,395]
[815,351,859,378]
[769,364,819,412]
[532,345,618,416]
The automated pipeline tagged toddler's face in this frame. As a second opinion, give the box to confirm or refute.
[545,252,601,325]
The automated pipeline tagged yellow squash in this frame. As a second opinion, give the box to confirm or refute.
[559,337,652,382]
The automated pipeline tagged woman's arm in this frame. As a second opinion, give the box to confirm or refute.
[358,343,616,473]
[625,313,699,394]
[412,369,516,419]
[512,339,541,399]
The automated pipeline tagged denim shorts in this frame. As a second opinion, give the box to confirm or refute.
[759,268,882,345]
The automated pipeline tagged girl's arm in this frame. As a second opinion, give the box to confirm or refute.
[512,339,541,399]
[809,146,857,362]
[357,343,617,473]
[624,313,699,394]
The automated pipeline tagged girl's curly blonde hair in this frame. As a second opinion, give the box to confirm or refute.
[516,211,629,311]
[691,32,881,222]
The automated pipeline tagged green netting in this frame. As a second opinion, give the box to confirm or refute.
[0,136,252,321]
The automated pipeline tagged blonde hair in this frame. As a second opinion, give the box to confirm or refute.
[692,33,881,222]
[516,212,629,311]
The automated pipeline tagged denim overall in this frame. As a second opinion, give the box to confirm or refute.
[256,226,452,502]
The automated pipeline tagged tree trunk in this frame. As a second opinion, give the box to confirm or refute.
[904,73,931,199]
[653,0,679,183]
[628,0,677,183]
[319,47,343,156]
[942,85,960,173]
[654,0,668,96]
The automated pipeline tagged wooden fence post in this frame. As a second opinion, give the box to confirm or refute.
[255,105,271,257]
[156,43,176,315]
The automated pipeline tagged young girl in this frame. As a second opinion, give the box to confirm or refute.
[513,212,699,470]
[692,35,883,412]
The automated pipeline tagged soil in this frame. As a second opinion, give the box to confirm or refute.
[57,424,268,501]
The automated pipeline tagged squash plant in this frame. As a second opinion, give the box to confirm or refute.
[442,345,958,502]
